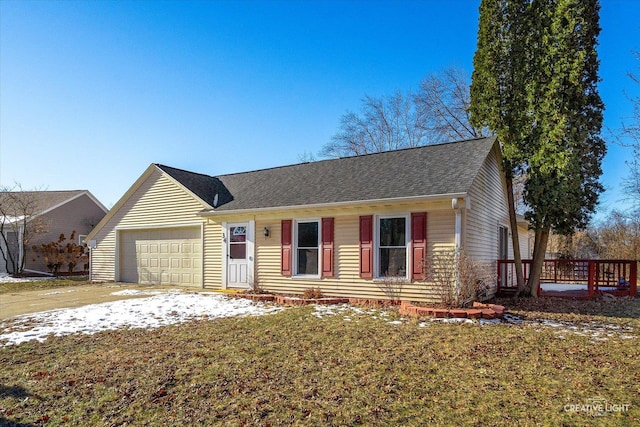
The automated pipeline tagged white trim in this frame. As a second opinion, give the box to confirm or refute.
[247,220,255,287]
[199,193,468,217]
[200,225,205,289]
[293,218,321,279]
[374,213,410,280]
[454,209,463,251]
[221,221,228,289]
[224,221,253,289]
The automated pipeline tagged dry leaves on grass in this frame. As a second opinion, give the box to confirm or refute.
[1,305,639,426]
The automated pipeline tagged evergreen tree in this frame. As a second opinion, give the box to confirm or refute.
[471,0,605,296]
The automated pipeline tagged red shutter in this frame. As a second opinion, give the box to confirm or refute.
[321,217,334,277]
[411,212,427,280]
[359,215,373,279]
[281,219,292,276]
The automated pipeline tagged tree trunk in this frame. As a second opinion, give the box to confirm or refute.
[504,173,525,297]
[526,226,551,298]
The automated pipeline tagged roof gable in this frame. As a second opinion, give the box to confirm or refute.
[158,136,498,213]
[155,165,231,208]
[0,190,107,222]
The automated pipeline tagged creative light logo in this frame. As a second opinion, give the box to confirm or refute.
[564,397,630,416]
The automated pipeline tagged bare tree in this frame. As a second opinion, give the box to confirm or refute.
[592,211,640,261]
[321,90,428,158]
[415,67,483,142]
[320,67,485,158]
[0,185,47,275]
[621,52,640,211]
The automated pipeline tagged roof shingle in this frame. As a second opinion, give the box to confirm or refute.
[157,136,497,212]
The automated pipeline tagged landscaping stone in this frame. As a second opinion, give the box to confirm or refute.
[432,309,449,318]
[480,309,496,319]
[398,301,506,320]
[466,309,483,319]
[449,309,468,318]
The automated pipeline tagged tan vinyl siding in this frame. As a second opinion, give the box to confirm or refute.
[465,147,509,264]
[463,146,513,298]
[221,202,458,302]
[203,221,223,288]
[90,169,207,282]
[517,225,533,259]
[25,194,106,273]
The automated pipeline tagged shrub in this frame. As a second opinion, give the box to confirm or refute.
[422,249,495,308]
[375,275,405,303]
[302,287,324,299]
[32,231,88,274]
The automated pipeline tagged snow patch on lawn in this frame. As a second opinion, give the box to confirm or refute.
[312,304,636,342]
[110,289,172,296]
[0,291,284,346]
[42,289,79,295]
[0,273,53,283]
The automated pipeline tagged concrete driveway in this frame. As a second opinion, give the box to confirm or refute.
[0,284,174,320]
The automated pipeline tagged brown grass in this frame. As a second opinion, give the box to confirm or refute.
[0,277,91,295]
[1,297,639,426]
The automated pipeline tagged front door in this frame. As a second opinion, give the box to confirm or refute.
[227,223,249,288]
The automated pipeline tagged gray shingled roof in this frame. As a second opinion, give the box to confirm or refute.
[158,136,497,212]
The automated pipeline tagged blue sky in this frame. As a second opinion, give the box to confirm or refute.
[1,0,638,219]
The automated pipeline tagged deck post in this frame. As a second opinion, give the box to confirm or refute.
[630,261,638,297]
[588,261,595,298]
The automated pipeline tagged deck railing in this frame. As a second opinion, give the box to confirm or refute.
[497,259,638,298]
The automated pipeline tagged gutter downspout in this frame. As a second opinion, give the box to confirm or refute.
[452,197,468,303]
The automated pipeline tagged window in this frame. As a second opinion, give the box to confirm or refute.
[377,216,408,278]
[229,226,247,259]
[498,226,508,260]
[295,220,319,276]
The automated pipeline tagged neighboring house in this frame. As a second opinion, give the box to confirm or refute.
[86,136,530,301]
[0,191,108,274]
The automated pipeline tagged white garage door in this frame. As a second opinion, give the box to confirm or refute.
[119,227,202,286]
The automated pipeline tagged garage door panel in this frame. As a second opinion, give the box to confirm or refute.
[120,227,202,287]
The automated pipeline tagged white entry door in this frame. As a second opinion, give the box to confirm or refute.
[227,223,249,288]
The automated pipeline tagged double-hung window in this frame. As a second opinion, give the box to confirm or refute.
[377,216,409,278]
[295,220,320,276]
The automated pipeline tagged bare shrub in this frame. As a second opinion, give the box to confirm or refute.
[423,249,495,308]
[302,287,324,299]
[246,276,269,294]
[375,275,405,303]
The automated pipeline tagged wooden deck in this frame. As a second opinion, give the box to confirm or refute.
[497,259,638,298]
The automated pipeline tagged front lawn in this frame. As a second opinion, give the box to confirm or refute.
[1,299,639,426]
[0,276,91,295]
